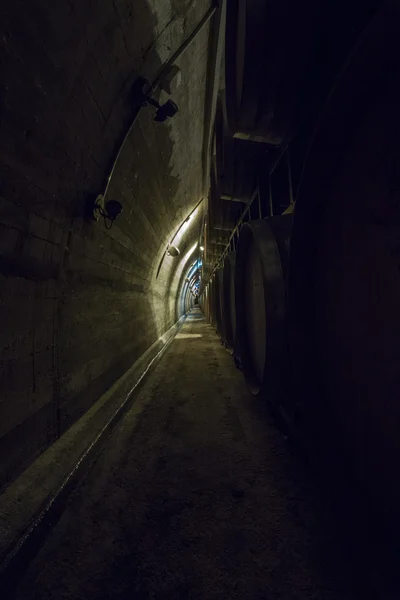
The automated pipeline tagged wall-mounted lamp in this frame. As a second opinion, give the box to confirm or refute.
[200,246,204,251]
[133,77,179,123]
[90,195,123,229]
[155,199,203,279]
[167,245,180,257]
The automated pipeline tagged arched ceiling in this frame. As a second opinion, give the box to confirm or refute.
[100,1,219,333]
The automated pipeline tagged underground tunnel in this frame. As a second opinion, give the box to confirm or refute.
[1,0,400,598]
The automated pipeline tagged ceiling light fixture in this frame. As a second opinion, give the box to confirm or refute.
[167,245,180,257]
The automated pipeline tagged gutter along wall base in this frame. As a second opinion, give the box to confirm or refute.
[0,314,187,593]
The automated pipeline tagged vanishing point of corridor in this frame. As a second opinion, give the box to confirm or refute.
[2,2,400,598]
[10,309,366,600]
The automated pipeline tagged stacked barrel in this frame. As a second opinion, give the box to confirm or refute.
[203,211,293,416]
[201,2,400,535]
[203,0,309,406]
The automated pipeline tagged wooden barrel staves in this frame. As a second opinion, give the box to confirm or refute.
[223,251,237,351]
[288,2,400,531]
[235,215,292,401]
[210,275,219,331]
[203,286,210,322]
[207,284,212,324]
[210,277,215,326]
[215,268,225,341]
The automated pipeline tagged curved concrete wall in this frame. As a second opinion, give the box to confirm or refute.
[0,0,212,487]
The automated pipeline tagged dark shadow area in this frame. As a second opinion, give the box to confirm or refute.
[0,0,182,490]
[4,310,377,600]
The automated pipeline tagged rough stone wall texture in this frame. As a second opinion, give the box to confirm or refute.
[0,0,211,488]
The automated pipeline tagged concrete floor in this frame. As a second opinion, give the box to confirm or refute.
[11,309,367,599]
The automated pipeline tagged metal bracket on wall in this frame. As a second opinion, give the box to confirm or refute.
[96,3,219,214]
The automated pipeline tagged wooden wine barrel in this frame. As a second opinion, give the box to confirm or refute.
[205,285,211,323]
[235,215,292,399]
[211,275,217,330]
[224,0,317,145]
[222,251,237,351]
[209,278,216,329]
[288,2,400,530]
[206,281,211,324]
[215,268,225,341]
